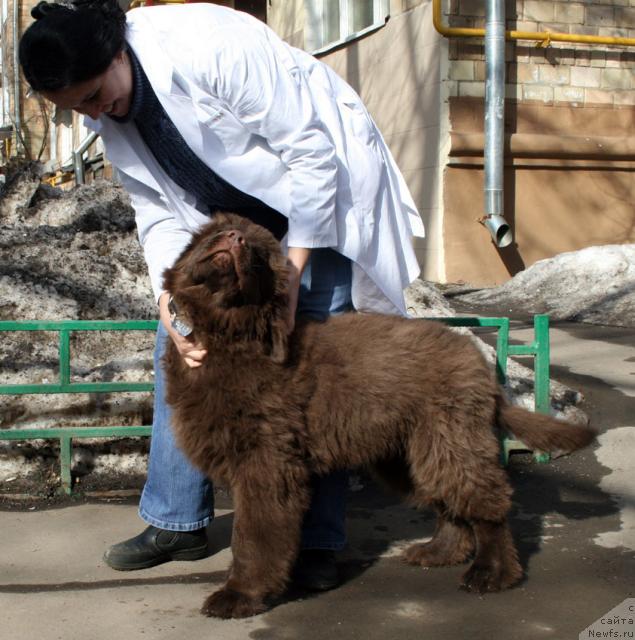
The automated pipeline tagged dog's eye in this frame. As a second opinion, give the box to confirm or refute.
[193,234,228,264]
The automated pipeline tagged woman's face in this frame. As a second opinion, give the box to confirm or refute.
[41,49,133,120]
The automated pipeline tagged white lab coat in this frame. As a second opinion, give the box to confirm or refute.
[85,3,424,314]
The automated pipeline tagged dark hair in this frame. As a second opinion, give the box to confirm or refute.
[19,0,127,92]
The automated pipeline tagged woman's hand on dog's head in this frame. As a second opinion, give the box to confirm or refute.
[159,292,207,368]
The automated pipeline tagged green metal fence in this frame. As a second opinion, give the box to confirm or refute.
[436,315,551,465]
[0,315,550,495]
[0,320,157,494]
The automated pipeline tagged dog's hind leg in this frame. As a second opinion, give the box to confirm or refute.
[371,454,474,566]
[461,519,522,593]
[201,461,311,619]
[403,504,475,567]
[447,462,522,592]
[403,409,522,591]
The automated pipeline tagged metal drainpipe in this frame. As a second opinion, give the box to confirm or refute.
[1,0,9,127]
[12,0,21,154]
[73,130,99,185]
[483,0,512,248]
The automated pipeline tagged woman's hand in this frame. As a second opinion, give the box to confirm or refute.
[158,292,207,368]
[285,246,311,334]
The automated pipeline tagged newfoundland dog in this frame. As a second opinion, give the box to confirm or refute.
[161,213,594,619]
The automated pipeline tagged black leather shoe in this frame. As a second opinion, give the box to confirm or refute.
[103,525,208,571]
[293,549,339,591]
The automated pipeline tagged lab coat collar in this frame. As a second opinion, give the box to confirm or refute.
[125,12,173,96]
[84,13,209,196]
[85,116,162,193]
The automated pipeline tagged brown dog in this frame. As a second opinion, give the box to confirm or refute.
[162,213,595,619]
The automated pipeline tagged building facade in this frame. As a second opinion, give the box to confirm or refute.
[2,0,634,286]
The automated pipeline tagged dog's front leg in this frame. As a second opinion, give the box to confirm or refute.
[201,462,311,618]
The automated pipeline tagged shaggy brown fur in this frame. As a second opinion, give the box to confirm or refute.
[162,213,595,619]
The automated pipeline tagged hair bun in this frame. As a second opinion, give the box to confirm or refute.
[31,0,126,25]
[31,1,67,20]
[73,0,120,13]
[74,0,126,25]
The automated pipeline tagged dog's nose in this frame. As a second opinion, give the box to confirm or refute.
[226,230,245,246]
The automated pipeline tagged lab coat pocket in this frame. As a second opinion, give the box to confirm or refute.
[195,101,252,156]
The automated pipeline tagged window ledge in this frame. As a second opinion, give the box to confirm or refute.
[311,17,388,56]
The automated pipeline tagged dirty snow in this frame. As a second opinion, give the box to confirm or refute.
[0,164,155,489]
[455,245,635,328]
[405,279,588,427]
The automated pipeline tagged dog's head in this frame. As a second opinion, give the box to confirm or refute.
[162,213,290,362]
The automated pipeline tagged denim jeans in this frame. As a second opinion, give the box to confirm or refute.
[139,248,353,550]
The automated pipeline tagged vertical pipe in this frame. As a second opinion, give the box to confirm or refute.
[60,435,73,495]
[483,0,512,247]
[0,0,8,126]
[73,130,98,185]
[49,117,57,165]
[12,0,21,153]
[73,150,86,184]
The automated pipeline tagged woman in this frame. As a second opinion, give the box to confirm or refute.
[19,0,424,588]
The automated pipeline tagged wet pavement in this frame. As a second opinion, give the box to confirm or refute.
[1,320,633,640]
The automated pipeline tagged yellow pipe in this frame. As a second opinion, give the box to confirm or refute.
[432,0,635,47]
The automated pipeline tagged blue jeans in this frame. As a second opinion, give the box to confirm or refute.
[139,248,353,550]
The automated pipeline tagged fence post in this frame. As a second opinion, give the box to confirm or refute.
[533,314,551,463]
[60,434,73,495]
[59,329,71,388]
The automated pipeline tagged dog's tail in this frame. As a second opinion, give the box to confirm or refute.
[496,398,596,455]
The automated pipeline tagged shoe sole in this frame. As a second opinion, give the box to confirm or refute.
[103,545,209,571]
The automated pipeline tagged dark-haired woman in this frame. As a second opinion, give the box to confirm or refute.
[20,1,425,588]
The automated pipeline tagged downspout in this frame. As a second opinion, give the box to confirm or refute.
[1,0,9,127]
[432,0,635,247]
[12,0,21,154]
[483,0,512,247]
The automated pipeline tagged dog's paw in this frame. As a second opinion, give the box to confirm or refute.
[403,542,471,568]
[460,561,522,593]
[200,588,267,619]
[460,563,502,593]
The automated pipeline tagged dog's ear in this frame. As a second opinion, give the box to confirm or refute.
[167,285,209,331]
[162,260,195,297]
[269,314,288,364]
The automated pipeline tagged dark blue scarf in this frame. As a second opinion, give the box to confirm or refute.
[110,48,288,240]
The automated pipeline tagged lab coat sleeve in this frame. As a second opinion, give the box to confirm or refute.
[118,172,194,303]
[197,29,339,249]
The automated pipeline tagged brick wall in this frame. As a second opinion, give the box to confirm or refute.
[446,0,635,107]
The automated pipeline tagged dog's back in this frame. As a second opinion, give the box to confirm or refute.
[286,314,500,469]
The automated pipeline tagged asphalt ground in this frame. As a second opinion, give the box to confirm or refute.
[1,319,633,640]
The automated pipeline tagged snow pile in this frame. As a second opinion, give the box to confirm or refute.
[405,280,587,427]
[0,164,156,492]
[455,245,635,328]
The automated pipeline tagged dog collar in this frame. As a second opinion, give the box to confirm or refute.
[167,295,194,337]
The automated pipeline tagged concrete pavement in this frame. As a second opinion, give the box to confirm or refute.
[1,320,633,640]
